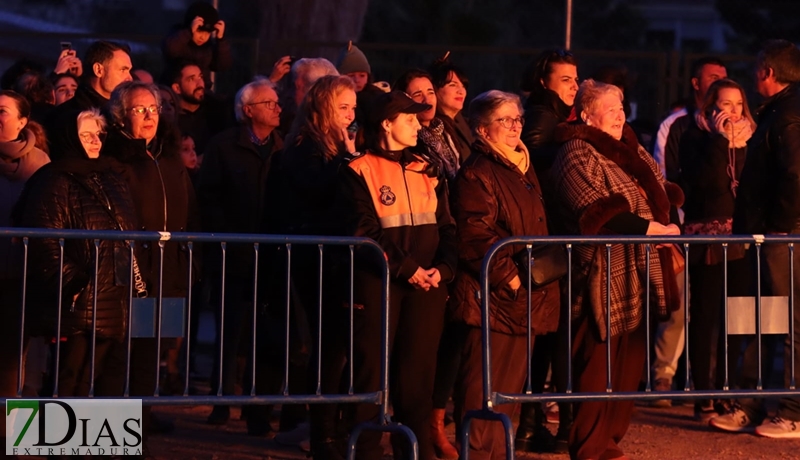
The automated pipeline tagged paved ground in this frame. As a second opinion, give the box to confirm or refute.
[132,401,800,460]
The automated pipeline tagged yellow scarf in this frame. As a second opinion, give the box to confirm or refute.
[481,137,530,174]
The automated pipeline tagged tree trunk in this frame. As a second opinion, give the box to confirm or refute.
[254,0,371,72]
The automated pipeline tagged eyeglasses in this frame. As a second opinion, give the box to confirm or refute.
[494,117,525,129]
[129,105,161,116]
[247,100,279,110]
[79,131,107,144]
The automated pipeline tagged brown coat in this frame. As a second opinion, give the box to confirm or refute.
[450,139,560,336]
[550,123,684,340]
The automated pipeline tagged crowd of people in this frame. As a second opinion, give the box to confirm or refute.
[3,3,800,460]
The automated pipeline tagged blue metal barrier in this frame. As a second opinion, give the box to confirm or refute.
[461,234,800,460]
[0,228,417,459]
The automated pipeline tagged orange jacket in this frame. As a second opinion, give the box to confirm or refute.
[338,148,457,282]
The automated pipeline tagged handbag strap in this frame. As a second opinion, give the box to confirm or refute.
[65,171,148,298]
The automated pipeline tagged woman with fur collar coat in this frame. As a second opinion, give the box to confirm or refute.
[550,80,684,460]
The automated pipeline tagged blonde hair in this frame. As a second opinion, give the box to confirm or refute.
[285,75,356,161]
[699,78,757,132]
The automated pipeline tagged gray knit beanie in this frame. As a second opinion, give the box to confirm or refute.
[337,42,371,75]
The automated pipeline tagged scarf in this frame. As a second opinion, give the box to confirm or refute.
[695,111,753,197]
[479,135,530,175]
[418,118,460,181]
[0,129,50,182]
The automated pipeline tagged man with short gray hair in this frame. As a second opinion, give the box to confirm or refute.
[197,77,283,433]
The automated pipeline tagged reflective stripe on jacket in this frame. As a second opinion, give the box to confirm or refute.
[348,151,439,230]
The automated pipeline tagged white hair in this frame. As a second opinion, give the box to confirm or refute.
[234,77,277,123]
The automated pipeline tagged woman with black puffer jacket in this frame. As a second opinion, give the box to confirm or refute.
[19,108,138,397]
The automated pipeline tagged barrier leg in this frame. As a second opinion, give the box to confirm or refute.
[459,409,514,460]
[347,420,419,460]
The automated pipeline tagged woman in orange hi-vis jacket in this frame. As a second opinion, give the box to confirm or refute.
[337,90,458,460]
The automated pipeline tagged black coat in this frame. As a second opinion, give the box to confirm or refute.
[521,89,572,175]
[679,122,745,223]
[438,111,474,164]
[197,126,283,277]
[278,136,346,235]
[20,159,138,339]
[734,84,800,233]
[102,124,199,297]
[450,140,560,335]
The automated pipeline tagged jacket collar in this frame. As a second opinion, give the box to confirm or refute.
[756,83,799,118]
[554,122,671,224]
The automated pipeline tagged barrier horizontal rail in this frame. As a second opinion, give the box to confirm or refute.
[461,234,800,460]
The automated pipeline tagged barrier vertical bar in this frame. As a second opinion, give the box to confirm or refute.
[217,241,227,397]
[125,241,135,397]
[380,240,391,423]
[185,241,194,396]
[756,242,763,390]
[606,244,612,392]
[155,240,165,396]
[17,237,29,397]
[316,244,324,395]
[645,244,651,391]
[349,245,355,394]
[53,239,65,397]
[566,243,573,393]
[790,242,796,390]
[250,243,259,397]
[284,243,292,396]
[525,244,533,393]
[88,239,100,397]
[683,243,690,392]
[722,243,730,391]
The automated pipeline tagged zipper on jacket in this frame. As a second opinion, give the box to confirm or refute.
[401,162,414,226]
[152,158,169,231]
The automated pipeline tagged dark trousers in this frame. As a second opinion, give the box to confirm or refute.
[454,327,531,460]
[569,316,646,460]
[688,258,751,392]
[349,271,447,460]
[759,242,800,420]
[432,320,468,409]
[57,334,127,397]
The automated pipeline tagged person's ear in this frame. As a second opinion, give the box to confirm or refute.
[171,82,181,95]
[477,126,488,139]
[691,77,700,92]
[582,113,591,126]
[243,104,253,119]
[540,78,546,89]
[764,66,775,80]
[17,116,28,133]
[381,119,392,134]
[93,62,104,79]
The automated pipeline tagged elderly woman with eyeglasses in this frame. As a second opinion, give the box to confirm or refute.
[550,79,684,460]
[102,80,199,437]
[450,90,560,460]
[19,108,138,397]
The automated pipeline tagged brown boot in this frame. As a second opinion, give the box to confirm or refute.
[431,408,459,459]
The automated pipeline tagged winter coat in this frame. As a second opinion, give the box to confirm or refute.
[450,139,560,335]
[438,111,474,164]
[278,136,347,235]
[101,123,198,297]
[521,89,573,175]
[19,158,138,340]
[338,148,457,283]
[550,123,684,340]
[734,84,800,234]
[679,121,746,224]
[197,126,283,277]
[0,128,50,280]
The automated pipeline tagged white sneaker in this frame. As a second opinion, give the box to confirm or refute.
[709,405,756,433]
[756,417,800,439]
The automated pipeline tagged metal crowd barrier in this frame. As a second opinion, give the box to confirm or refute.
[0,228,417,459]
[462,234,800,460]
